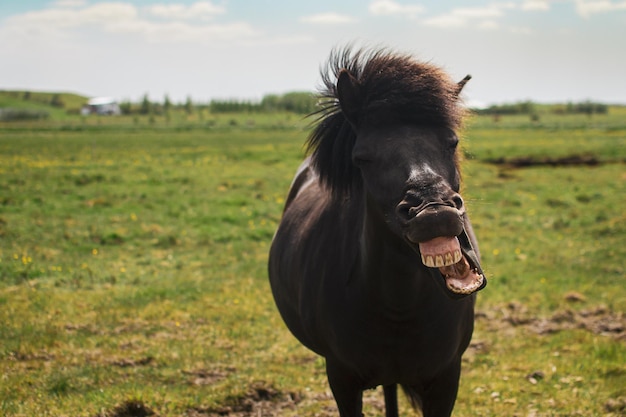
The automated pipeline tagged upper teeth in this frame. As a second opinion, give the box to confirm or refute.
[421,249,462,268]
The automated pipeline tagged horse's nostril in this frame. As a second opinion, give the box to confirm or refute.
[397,201,424,221]
[452,195,464,210]
[397,193,424,221]
[397,203,412,221]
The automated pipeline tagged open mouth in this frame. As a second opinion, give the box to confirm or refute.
[418,234,485,295]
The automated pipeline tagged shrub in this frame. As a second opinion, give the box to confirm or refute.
[0,108,49,121]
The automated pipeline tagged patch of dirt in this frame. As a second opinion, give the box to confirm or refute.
[604,396,626,413]
[64,323,102,334]
[185,382,392,417]
[187,381,302,417]
[485,154,603,168]
[182,366,236,386]
[110,356,155,368]
[95,399,156,417]
[7,350,55,362]
[477,302,626,341]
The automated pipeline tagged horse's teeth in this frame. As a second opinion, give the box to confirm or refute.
[422,251,464,268]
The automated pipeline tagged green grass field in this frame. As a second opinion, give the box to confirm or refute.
[0,107,625,416]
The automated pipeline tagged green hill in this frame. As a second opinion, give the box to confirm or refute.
[0,90,89,120]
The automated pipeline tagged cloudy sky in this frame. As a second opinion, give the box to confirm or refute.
[1,0,625,106]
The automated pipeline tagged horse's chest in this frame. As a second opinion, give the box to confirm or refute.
[333,313,464,385]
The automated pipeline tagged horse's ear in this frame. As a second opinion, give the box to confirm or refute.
[337,69,361,125]
[456,74,471,96]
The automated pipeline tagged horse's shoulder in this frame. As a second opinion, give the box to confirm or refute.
[283,157,318,211]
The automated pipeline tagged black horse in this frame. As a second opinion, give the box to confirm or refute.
[268,47,486,417]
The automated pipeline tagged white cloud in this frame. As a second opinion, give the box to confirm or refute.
[53,0,87,7]
[2,3,138,34]
[146,2,226,20]
[453,4,512,18]
[423,3,515,28]
[521,0,551,11]
[107,19,259,43]
[422,14,466,28]
[0,1,258,44]
[369,0,425,18]
[574,0,626,17]
[300,12,357,24]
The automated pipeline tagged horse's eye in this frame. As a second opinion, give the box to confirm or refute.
[449,137,459,150]
[353,156,372,166]
[352,149,373,166]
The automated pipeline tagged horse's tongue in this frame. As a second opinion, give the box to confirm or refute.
[418,236,462,268]
[439,257,470,278]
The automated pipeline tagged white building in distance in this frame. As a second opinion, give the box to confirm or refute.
[81,97,121,116]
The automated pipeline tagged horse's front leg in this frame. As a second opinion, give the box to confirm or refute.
[383,384,399,417]
[326,359,364,417]
[420,359,461,417]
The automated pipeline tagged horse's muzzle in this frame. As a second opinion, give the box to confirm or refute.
[401,204,465,244]
[396,195,486,297]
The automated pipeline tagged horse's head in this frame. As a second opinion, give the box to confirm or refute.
[331,55,485,298]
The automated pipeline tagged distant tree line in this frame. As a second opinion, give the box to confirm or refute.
[1,89,615,119]
[118,92,317,116]
[208,99,261,113]
[475,100,608,116]
[259,92,317,114]
[553,101,608,115]
[209,91,317,114]
[474,101,536,115]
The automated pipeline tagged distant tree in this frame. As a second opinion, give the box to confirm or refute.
[119,100,132,115]
[594,102,608,114]
[23,91,31,101]
[518,100,535,115]
[184,96,194,114]
[140,93,151,115]
[163,94,172,115]
[281,92,316,114]
[260,91,316,114]
[261,94,280,112]
[0,109,49,121]
[50,94,64,108]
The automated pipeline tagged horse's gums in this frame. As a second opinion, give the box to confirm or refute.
[418,236,463,268]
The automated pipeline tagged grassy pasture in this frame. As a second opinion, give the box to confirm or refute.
[0,111,625,416]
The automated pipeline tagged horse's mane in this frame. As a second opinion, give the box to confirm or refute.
[306,46,466,198]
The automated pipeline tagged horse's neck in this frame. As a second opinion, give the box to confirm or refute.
[357,201,432,315]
